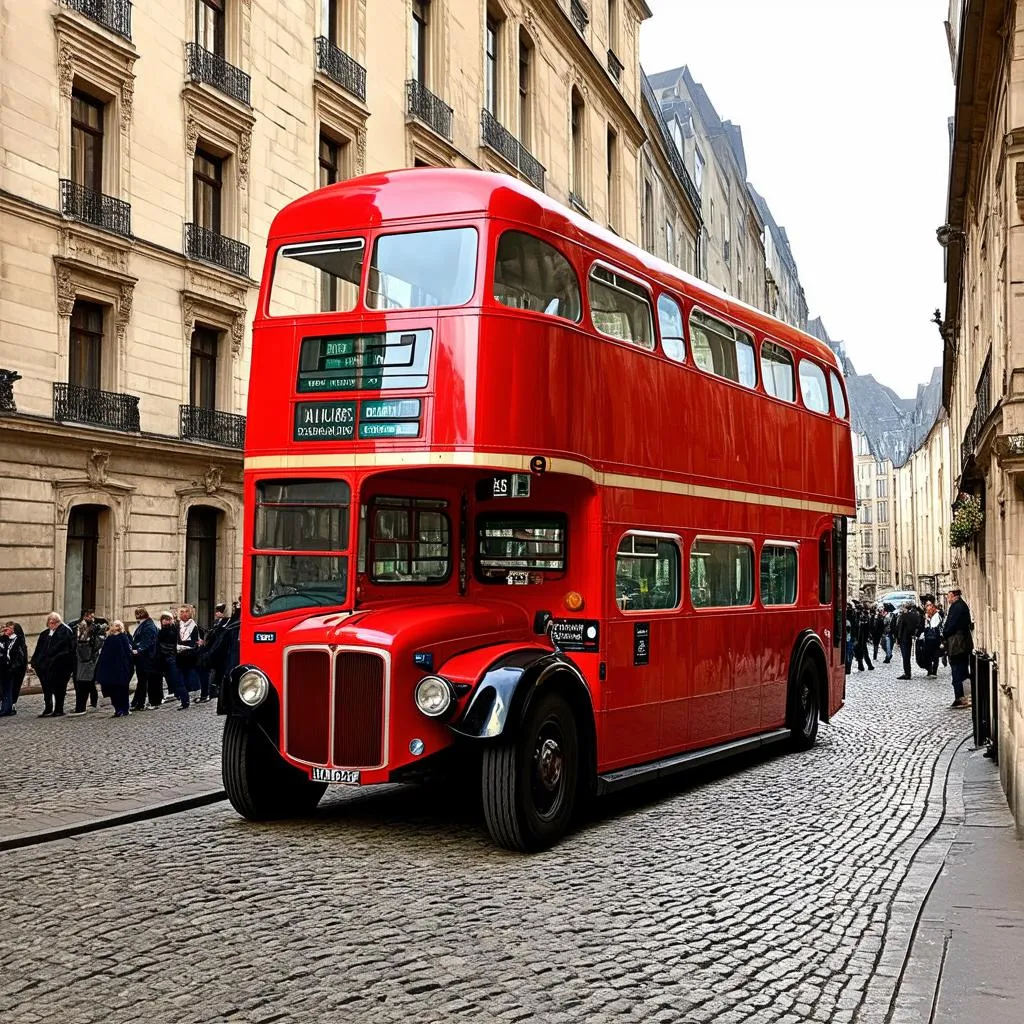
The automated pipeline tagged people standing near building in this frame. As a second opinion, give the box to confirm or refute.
[895,601,922,680]
[845,601,856,674]
[200,602,229,703]
[8,623,28,710]
[175,605,205,701]
[130,607,163,710]
[30,613,75,717]
[70,609,107,715]
[922,599,943,678]
[95,620,135,718]
[157,612,188,709]
[0,622,24,717]
[871,607,885,662]
[855,605,874,671]
[942,588,974,709]
[881,605,895,663]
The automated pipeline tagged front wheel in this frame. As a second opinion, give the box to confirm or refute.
[222,715,327,820]
[481,690,579,852]
[788,659,820,751]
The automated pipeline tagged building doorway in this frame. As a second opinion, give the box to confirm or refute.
[64,505,103,621]
[185,506,219,627]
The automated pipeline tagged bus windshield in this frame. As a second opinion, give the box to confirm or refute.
[252,480,351,615]
[366,227,478,310]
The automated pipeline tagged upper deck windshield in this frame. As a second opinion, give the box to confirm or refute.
[267,227,478,317]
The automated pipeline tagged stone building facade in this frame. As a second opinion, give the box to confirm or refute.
[940,0,1024,831]
[849,432,897,600]
[2,0,712,632]
[894,412,953,598]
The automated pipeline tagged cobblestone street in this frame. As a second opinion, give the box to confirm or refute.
[0,659,976,1023]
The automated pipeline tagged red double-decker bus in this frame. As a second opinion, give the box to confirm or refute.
[221,169,854,851]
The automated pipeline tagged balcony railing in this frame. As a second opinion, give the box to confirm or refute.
[406,80,453,141]
[180,405,246,448]
[570,0,589,34]
[186,42,251,106]
[640,72,702,214]
[54,382,140,433]
[481,110,545,192]
[314,36,367,102]
[60,0,132,41]
[607,49,624,84]
[184,223,250,277]
[60,180,132,237]
[977,356,992,423]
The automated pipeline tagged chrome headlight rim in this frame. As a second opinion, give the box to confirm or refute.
[414,675,455,719]
[238,668,270,708]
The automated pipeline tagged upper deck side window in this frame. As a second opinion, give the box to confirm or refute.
[689,308,756,388]
[657,293,685,363]
[829,369,848,419]
[268,239,364,317]
[798,358,830,414]
[492,230,581,322]
[761,340,795,402]
[367,226,478,310]
[588,264,655,350]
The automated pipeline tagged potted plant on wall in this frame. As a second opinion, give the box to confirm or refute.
[950,491,983,548]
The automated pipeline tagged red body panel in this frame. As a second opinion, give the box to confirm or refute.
[241,169,854,784]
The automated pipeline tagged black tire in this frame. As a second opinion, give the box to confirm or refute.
[222,715,327,820]
[789,658,820,751]
[481,689,579,852]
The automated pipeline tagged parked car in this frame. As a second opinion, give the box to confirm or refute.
[878,590,920,608]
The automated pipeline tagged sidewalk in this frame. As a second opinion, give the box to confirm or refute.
[892,746,1024,1022]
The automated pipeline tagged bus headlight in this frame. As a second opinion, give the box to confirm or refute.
[414,675,455,718]
[238,669,270,707]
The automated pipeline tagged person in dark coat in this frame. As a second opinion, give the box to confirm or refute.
[95,620,135,717]
[0,622,26,716]
[130,607,162,709]
[942,588,974,709]
[71,610,107,715]
[895,602,922,680]
[175,605,205,703]
[30,613,76,716]
[9,623,28,708]
[200,602,230,703]
[215,612,242,715]
[870,608,885,661]
[158,612,189,709]
[855,607,874,672]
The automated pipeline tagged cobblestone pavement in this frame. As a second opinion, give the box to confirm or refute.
[0,657,972,1023]
[0,690,223,842]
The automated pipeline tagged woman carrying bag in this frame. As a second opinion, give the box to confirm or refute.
[942,589,974,709]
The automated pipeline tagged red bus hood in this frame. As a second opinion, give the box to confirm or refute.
[285,600,533,652]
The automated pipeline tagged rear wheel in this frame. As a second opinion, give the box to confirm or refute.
[222,715,327,820]
[789,659,820,751]
[481,689,579,852]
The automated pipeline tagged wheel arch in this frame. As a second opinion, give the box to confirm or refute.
[788,630,830,725]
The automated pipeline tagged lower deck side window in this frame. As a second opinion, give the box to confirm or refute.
[760,545,798,605]
[615,534,680,611]
[476,514,566,582]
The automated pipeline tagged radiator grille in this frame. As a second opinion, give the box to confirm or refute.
[333,652,386,768]
[284,650,331,764]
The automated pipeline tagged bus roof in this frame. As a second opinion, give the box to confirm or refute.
[269,168,839,371]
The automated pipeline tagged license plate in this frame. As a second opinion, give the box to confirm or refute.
[311,767,361,785]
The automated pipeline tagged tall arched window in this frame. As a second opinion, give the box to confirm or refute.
[518,28,533,146]
[570,87,585,203]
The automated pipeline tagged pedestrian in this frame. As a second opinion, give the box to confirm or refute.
[200,603,229,702]
[0,622,25,716]
[157,612,189,709]
[70,609,107,715]
[8,622,27,709]
[30,612,76,717]
[881,604,895,663]
[855,605,874,672]
[922,599,942,678]
[95,620,135,717]
[845,601,856,674]
[895,601,922,680]
[871,606,885,661]
[175,605,205,701]
[130,607,163,710]
[942,588,974,709]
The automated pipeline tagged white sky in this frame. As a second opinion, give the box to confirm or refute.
[640,0,954,399]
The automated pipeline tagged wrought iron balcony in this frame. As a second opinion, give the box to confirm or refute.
[406,80,453,141]
[977,356,992,423]
[54,382,140,432]
[180,404,246,448]
[184,223,250,277]
[186,42,251,106]
[60,179,132,238]
[570,0,589,34]
[569,191,589,216]
[961,404,981,470]
[607,49,624,84]
[314,36,367,102]
[481,110,545,191]
[60,0,132,41]
[640,72,701,213]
